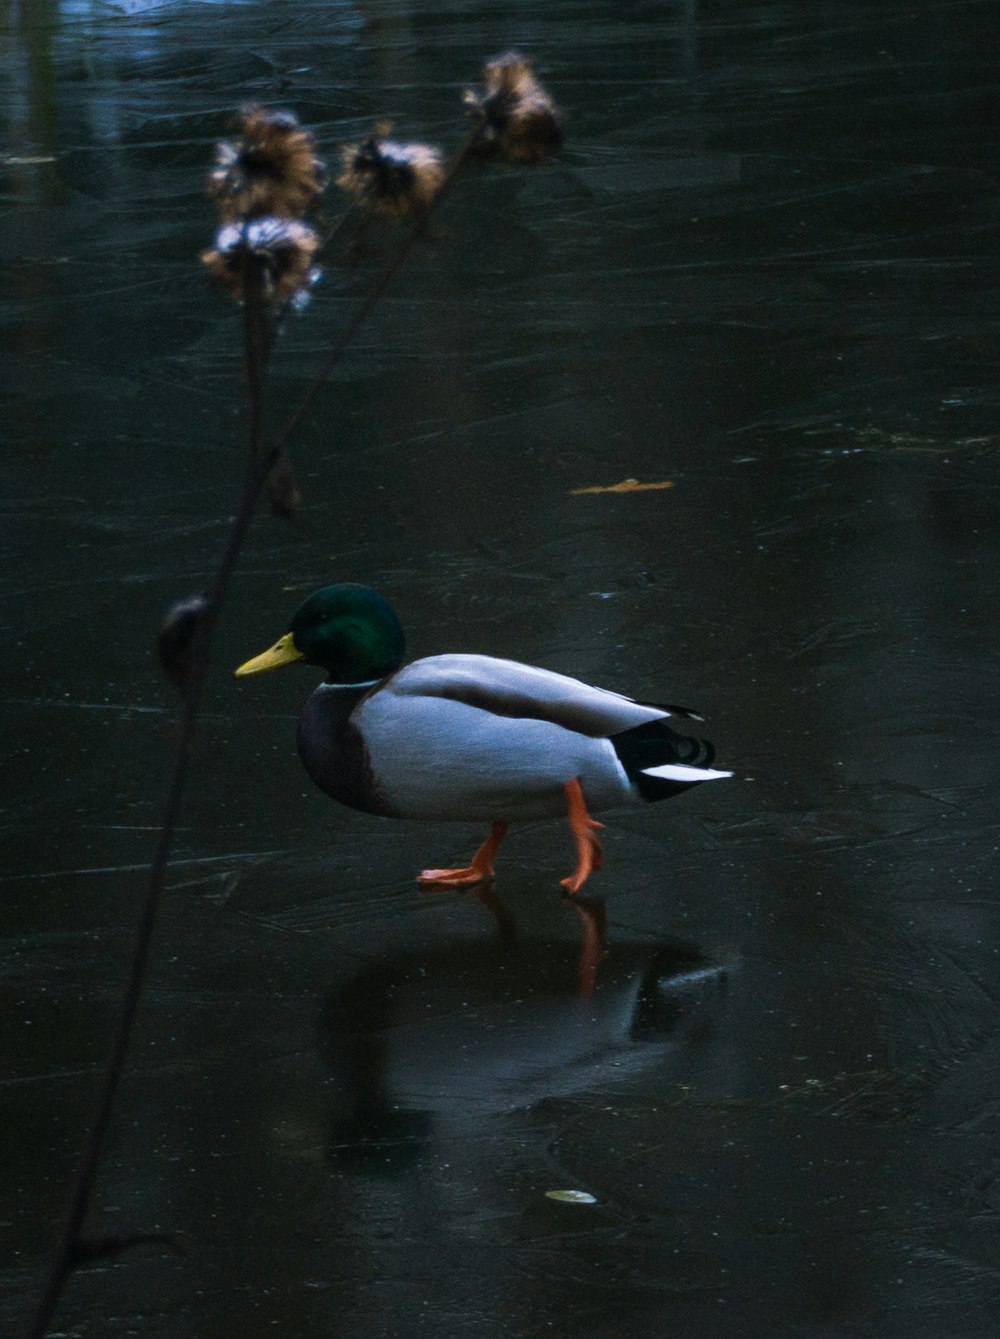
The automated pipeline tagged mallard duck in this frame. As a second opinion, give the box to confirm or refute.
[234,583,731,893]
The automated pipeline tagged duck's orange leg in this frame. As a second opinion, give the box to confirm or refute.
[560,778,604,895]
[418,822,509,888]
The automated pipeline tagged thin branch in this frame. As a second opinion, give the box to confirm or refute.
[24,272,271,1339]
[25,136,462,1339]
[26,100,512,1339]
[241,245,272,463]
[272,134,480,458]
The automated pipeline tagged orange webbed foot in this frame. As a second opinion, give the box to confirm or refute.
[417,822,509,889]
[560,778,604,895]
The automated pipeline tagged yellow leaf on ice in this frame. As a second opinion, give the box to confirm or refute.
[570,478,675,496]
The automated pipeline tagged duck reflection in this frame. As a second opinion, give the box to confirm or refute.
[470,885,608,998]
[317,890,727,1165]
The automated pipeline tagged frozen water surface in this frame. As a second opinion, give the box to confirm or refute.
[2,1,999,1336]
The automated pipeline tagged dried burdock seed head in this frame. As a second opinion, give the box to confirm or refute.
[208,104,326,221]
[202,217,321,306]
[464,51,563,164]
[336,132,445,217]
[157,595,209,693]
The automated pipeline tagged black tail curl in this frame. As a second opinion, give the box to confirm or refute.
[612,717,719,801]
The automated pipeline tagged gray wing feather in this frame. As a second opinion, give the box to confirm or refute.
[385,655,669,738]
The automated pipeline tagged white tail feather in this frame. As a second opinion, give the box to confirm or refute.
[641,763,733,782]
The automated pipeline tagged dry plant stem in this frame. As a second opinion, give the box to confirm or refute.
[242,250,273,463]
[28,128,488,1337]
[24,266,271,1339]
[24,515,257,1339]
[273,133,481,457]
[319,205,353,255]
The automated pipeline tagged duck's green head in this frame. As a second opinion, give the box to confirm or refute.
[234,583,405,685]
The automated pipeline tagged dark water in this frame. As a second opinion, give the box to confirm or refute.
[3,1,1000,1335]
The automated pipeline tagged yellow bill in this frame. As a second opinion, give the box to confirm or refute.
[234,631,304,677]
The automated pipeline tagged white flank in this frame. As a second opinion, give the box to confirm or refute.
[641,763,733,782]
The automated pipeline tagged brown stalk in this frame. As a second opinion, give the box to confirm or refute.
[25,129,467,1339]
[272,132,481,457]
[27,96,527,1339]
[24,259,271,1339]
